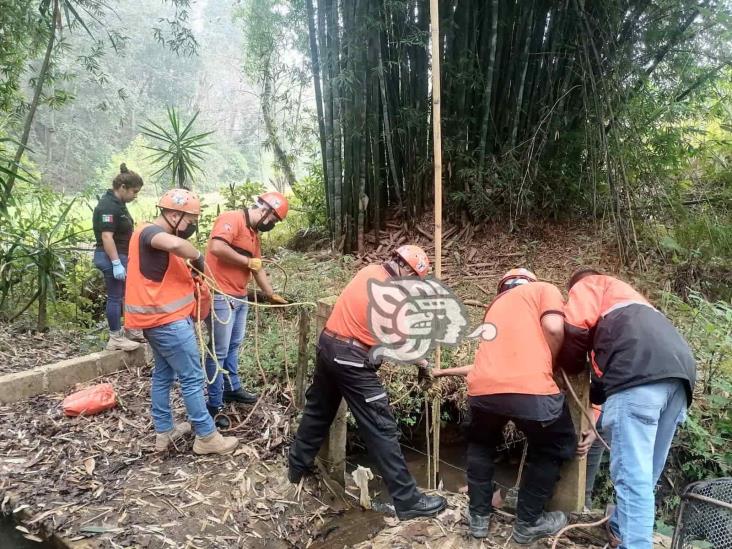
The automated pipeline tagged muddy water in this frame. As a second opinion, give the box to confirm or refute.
[357,440,519,495]
[0,517,54,548]
[311,438,522,548]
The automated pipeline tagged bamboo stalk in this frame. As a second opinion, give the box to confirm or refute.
[429,0,442,491]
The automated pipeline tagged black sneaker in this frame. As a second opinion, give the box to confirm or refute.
[207,405,230,430]
[512,510,567,544]
[469,513,491,538]
[395,493,447,520]
[223,388,258,404]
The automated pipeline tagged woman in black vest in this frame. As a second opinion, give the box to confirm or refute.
[92,163,144,350]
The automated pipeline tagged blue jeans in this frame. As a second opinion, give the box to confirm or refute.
[603,379,688,549]
[145,318,216,437]
[204,294,249,408]
[585,417,606,505]
[93,249,127,332]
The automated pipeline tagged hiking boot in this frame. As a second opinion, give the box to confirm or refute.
[192,431,239,455]
[125,328,147,343]
[288,465,317,484]
[288,467,304,484]
[395,492,447,520]
[223,388,258,404]
[106,330,140,352]
[207,405,231,430]
[155,422,191,452]
[512,510,567,545]
[469,513,491,538]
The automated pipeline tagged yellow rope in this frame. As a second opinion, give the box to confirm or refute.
[189,259,316,388]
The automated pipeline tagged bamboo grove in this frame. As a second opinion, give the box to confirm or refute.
[305,0,732,256]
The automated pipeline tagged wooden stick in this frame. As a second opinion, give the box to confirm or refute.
[430,0,442,491]
[295,310,310,410]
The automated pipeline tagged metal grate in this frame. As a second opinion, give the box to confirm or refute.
[672,477,732,549]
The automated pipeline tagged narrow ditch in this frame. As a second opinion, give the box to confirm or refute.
[310,419,525,548]
[0,515,56,548]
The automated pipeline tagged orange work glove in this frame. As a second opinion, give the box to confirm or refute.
[248,257,263,272]
[270,293,288,305]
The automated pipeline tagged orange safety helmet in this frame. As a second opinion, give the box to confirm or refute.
[498,268,537,293]
[157,188,201,215]
[395,245,430,279]
[257,191,289,221]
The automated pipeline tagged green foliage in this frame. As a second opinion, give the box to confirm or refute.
[140,106,214,189]
[222,179,266,210]
[0,184,92,330]
[659,293,732,514]
[291,164,327,230]
[236,251,357,386]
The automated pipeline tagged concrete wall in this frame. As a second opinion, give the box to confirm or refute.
[0,347,147,405]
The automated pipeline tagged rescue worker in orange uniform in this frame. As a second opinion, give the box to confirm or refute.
[434,269,575,543]
[203,192,289,428]
[288,245,447,521]
[125,189,238,455]
[559,268,696,549]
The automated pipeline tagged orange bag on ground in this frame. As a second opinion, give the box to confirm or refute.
[62,383,117,417]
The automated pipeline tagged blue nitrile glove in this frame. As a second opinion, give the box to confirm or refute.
[111,259,126,280]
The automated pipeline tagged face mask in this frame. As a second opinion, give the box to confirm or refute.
[177,222,197,239]
[257,219,276,232]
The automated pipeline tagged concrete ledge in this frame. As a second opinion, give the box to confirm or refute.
[0,347,147,405]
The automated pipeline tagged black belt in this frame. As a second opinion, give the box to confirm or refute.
[322,329,370,351]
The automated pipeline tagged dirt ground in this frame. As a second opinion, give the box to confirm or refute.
[0,363,346,548]
[0,323,94,375]
[0,219,683,547]
[0,360,675,549]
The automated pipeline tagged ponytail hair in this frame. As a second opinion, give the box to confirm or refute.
[112,163,144,190]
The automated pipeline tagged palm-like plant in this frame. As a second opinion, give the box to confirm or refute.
[139,106,214,189]
[1,194,88,331]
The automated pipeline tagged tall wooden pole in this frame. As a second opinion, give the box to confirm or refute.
[429,0,442,490]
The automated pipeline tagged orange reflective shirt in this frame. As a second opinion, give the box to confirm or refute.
[205,211,261,297]
[325,264,391,347]
[468,282,565,397]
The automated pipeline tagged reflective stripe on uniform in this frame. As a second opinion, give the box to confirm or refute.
[334,357,365,368]
[125,292,194,315]
[365,392,387,403]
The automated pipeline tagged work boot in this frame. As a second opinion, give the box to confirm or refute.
[106,330,140,352]
[125,328,147,343]
[207,405,231,430]
[395,492,447,520]
[287,465,316,484]
[192,431,239,455]
[512,510,567,545]
[469,513,491,538]
[155,422,192,452]
[223,388,258,404]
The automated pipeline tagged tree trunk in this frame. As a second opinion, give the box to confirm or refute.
[327,0,343,244]
[477,0,498,176]
[305,0,330,227]
[2,0,58,212]
[262,72,297,189]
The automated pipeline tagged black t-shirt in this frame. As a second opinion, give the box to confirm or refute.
[93,190,135,255]
[139,225,170,282]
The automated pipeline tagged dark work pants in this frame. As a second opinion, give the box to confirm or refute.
[288,333,420,510]
[466,399,577,522]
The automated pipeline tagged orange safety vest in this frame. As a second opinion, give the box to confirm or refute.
[125,224,195,329]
